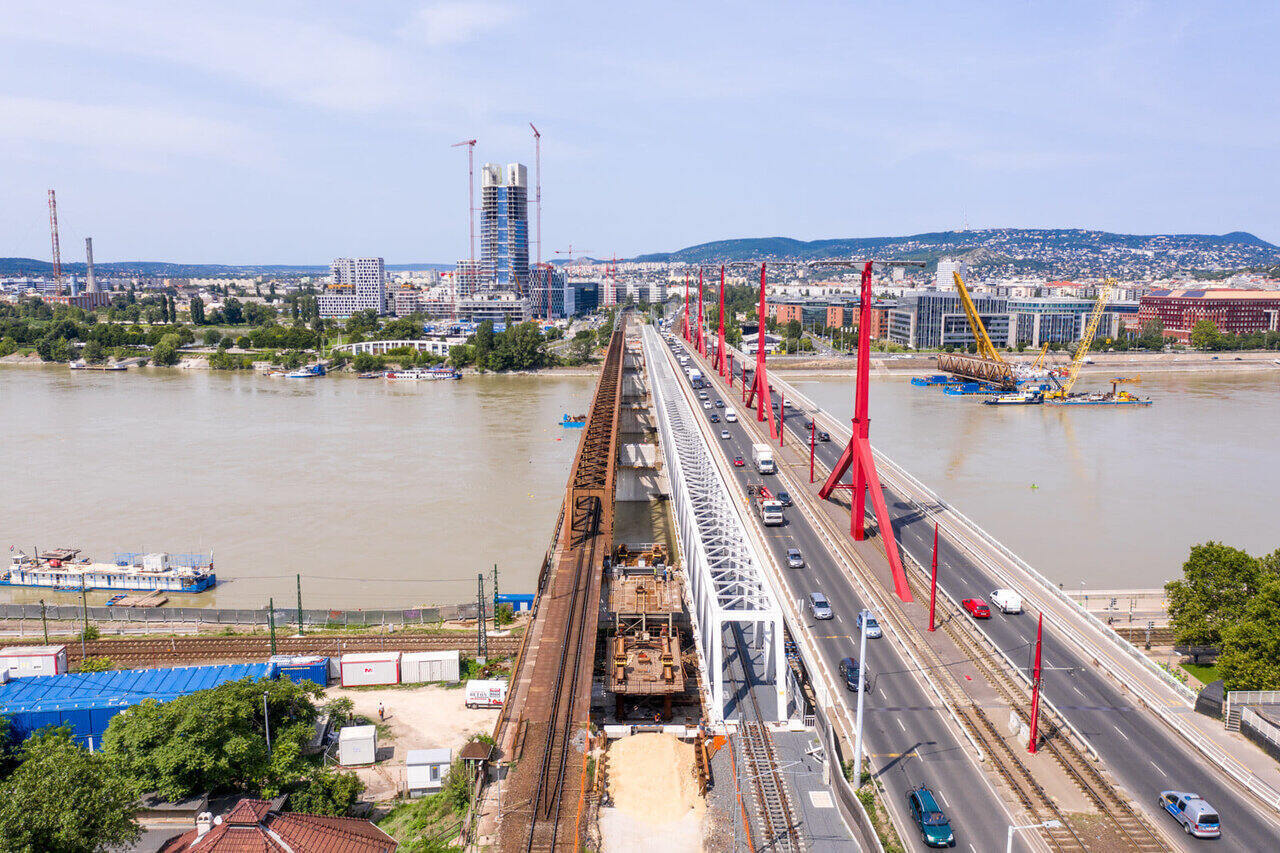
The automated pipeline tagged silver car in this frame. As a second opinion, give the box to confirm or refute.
[720,429,731,440]
[786,548,804,569]
[808,592,833,620]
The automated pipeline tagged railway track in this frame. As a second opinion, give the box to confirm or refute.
[34,634,518,666]
[732,625,805,853]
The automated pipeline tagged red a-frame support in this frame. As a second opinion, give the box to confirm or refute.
[743,263,776,439]
[714,265,727,376]
[817,261,912,602]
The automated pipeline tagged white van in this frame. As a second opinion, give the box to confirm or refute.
[990,589,1023,614]
[724,409,738,423]
[465,679,508,709]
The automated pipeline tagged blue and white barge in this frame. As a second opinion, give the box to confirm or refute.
[2,549,217,593]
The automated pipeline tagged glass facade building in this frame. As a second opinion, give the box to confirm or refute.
[480,163,529,294]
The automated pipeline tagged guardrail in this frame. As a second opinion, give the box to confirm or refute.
[0,602,477,628]
[814,703,885,853]
[1226,691,1280,731]
[1240,707,1280,764]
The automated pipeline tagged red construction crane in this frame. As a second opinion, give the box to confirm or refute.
[529,124,542,267]
[47,189,63,291]
[451,138,477,273]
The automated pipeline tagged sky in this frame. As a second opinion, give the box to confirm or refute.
[2,1,1278,264]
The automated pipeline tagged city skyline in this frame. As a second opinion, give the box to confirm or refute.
[2,2,1279,264]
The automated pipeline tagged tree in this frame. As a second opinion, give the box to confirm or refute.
[1218,577,1280,690]
[785,319,802,340]
[151,333,181,367]
[81,340,106,364]
[1190,319,1222,351]
[103,676,321,802]
[189,296,206,326]
[1165,542,1264,646]
[287,767,363,816]
[203,329,223,347]
[0,728,140,853]
[222,298,244,325]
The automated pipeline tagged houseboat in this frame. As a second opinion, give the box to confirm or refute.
[384,367,461,381]
[2,549,217,593]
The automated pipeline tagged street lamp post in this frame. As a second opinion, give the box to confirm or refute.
[1006,819,1062,852]
[853,608,870,784]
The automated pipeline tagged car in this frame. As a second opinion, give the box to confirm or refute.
[817,431,830,442]
[703,401,713,409]
[808,592,833,620]
[803,419,815,429]
[715,399,725,408]
[776,490,792,506]
[709,413,721,423]
[786,548,804,568]
[698,391,709,399]
[1160,791,1220,838]
[962,598,991,619]
[733,455,745,467]
[839,656,869,692]
[905,786,955,848]
[857,612,882,638]
[720,429,731,440]
[990,589,1023,614]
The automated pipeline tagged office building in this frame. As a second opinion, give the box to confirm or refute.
[888,292,1014,350]
[317,257,385,318]
[935,258,968,289]
[1138,289,1280,342]
[1007,298,1122,347]
[456,290,533,325]
[480,163,529,294]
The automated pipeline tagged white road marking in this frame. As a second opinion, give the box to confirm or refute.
[1072,685,1086,698]
[1113,725,1129,741]
[1149,759,1164,774]
[938,791,950,807]
[896,718,906,732]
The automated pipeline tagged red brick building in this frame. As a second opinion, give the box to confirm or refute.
[1137,289,1280,342]
[159,799,396,852]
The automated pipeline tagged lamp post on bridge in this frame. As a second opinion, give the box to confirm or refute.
[809,421,815,483]
[929,524,939,632]
[1028,612,1043,753]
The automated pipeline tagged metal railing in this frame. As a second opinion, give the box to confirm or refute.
[0,602,477,628]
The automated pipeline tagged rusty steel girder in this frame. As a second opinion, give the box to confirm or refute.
[937,352,1017,390]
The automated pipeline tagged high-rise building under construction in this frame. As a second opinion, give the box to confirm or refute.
[480,163,529,294]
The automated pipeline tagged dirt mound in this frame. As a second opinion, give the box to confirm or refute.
[606,733,704,825]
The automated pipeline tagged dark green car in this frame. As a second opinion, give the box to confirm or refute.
[906,785,955,847]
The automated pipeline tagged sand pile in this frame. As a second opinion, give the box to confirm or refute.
[606,733,705,825]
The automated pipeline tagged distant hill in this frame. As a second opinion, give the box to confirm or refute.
[0,259,453,277]
[633,229,1280,277]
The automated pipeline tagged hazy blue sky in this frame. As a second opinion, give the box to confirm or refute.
[2,1,1276,264]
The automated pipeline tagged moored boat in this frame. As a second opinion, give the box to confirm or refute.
[3,548,217,593]
[983,389,1044,406]
[384,367,461,380]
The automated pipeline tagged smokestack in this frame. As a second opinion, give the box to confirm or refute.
[85,238,97,294]
[196,812,212,838]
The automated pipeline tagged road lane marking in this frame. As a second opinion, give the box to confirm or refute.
[1149,759,1164,774]
[896,718,906,732]
[1113,725,1129,740]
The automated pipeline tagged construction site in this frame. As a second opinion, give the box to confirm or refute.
[925,271,1154,406]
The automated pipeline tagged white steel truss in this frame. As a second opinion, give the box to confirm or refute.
[642,326,786,722]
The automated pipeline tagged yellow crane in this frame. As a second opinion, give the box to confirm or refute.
[1050,278,1115,398]
[1032,342,1050,370]
[952,271,1005,364]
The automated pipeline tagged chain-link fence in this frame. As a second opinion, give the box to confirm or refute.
[0,601,479,628]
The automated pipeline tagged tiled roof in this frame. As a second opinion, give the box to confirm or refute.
[158,799,396,853]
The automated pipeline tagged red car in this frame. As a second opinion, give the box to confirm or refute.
[733,455,745,467]
[962,598,991,619]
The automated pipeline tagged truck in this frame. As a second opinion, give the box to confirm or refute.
[752,443,775,474]
[688,368,704,388]
[747,484,785,526]
[465,679,508,709]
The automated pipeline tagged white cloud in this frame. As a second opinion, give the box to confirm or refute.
[400,1,521,47]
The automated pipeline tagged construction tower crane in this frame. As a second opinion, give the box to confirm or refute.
[952,270,1004,364]
[1050,278,1115,398]
[1032,342,1050,370]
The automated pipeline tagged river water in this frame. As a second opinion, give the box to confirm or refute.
[2,365,1275,608]
[0,366,596,608]
[798,369,1279,591]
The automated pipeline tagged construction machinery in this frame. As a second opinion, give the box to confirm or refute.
[1044,279,1150,405]
[935,271,1018,390]
[1032,342,1050,370]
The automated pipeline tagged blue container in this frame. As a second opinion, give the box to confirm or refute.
[497,593,535,613]
[270,656,329,686]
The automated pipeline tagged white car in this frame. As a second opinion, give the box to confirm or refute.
[720,429,731,440]
[703,401,713,409]
[990,589,1023,614]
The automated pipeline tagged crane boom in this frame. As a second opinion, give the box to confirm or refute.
[1032,342,1049,370]
[1058,278,1115,396]
[952,271,1004,363]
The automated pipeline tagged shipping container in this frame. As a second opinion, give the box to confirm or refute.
[406,747,452,796]
[465,679,508,709]
[0,645,68,677]
[401,651,460,684]
[339,652,401,687]
[269,655,329,686]
[0,662,276,747]
[338,724,377,766]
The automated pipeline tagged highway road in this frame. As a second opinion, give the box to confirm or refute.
[653,330,1021,853]
[748,359,1280,852]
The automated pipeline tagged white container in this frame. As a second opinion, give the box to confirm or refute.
[338,724,377,766]
[401,651,460,684]
[0,645,68,677]
[339,652,401,687]
[406,747,452,796]
[465,679,508,709]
